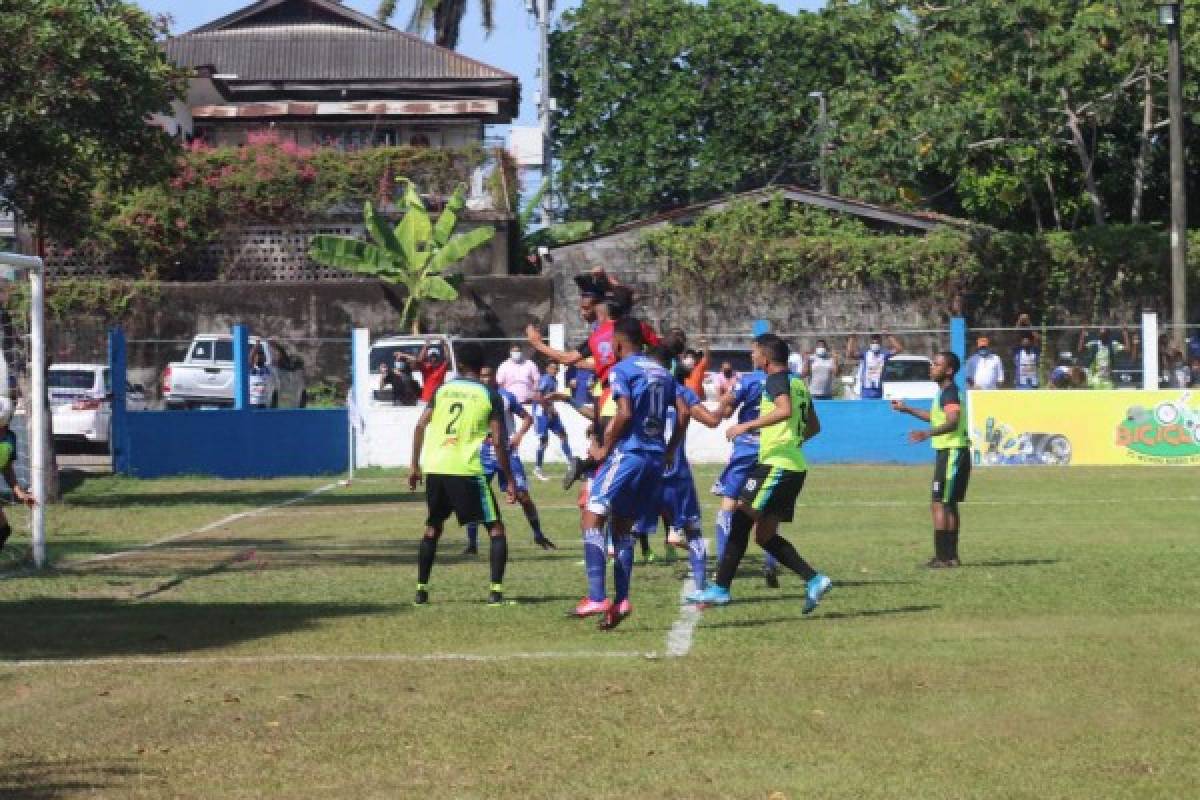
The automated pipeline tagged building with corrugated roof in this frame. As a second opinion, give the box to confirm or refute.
[162,0,519,150]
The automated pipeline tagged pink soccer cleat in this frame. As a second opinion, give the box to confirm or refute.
[567,597,612,618]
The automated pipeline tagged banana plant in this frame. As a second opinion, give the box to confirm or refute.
[517,182,594,259]
[309,180,494,333]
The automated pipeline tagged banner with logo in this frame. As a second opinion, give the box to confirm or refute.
[967,389,1200,466]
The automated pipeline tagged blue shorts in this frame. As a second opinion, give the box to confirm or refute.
[712,447,758,499]
[586,450,662,521]
[534,408,566,438]
[637,472,701,533]
[484,449,529,495]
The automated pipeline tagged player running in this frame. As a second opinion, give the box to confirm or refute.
[688,334,833,613]
[409,344,517,607]
[576,318,684,630]
[461,366,557,555]
[891,351,971,567]
[711,364,781,587]
[531,361,573,481]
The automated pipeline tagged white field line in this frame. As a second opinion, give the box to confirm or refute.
[57,482,342,570]
[666,577,701,658]
[0,650,654,670]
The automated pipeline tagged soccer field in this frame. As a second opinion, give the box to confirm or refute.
[2,465,1199,799]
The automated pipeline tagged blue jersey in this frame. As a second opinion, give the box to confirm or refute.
[664,384,700,479]
[535,374,557,400]
[608,355,675,456]
[566,365,595,407]
[482,388,528,470]
[729,370,766,455]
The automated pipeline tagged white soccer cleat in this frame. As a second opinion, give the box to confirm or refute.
[533,467,549,481]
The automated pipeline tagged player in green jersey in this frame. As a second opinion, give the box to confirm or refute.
[687,334,833,614]
[0,398,36,558]
[892,351,971,567]
[409,344,517,606]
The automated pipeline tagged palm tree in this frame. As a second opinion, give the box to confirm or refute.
[377,0,494,51]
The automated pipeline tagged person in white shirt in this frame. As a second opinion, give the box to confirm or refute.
[801,339,839,399]
[495,346,540,405]
[964,337,1004,389]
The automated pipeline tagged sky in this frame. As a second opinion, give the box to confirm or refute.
[136,0,827,127]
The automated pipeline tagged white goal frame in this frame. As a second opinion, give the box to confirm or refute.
[1,252,47,567]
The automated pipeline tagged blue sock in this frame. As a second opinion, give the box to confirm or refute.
[613,533,635,603]
[466,524,478,548]
[583,527,607,602]
[763,551,778,572]
[536,437,547,469]
[686,529,707,590]
[561,438,573,459]
[715,509,732,563]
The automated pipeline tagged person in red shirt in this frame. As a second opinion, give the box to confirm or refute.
[397,339,450,404]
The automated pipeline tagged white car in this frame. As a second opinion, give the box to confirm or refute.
[49,363,147,446]
[163,335,307,409]
[846,354,939,400]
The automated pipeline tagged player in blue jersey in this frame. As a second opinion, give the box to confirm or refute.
[464,366,557,554]
[711,366,781,586]
[531,362,573,481]
[632,346,722,592]
[575,318,685,630]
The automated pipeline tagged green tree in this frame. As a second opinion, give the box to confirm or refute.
[0,0,185,243]
[551,0,855,228]
[308,181,494,332]
[379,0,495,50]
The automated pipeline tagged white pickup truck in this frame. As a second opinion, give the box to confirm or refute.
[162,334,307,410]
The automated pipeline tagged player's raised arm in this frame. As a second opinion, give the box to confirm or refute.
[409,405,434,489]
[525,324,589,368]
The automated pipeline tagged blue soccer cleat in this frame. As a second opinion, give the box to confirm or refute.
[803,574,832,615]
[686,585,731,606]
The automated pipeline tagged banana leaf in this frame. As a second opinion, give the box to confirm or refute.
[417,274,460,302]
[427,226,494,272]
[308,236,393,275]
[433,183,468,246]
[363,201,401,256]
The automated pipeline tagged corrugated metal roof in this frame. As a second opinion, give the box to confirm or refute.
[164,24,516,83]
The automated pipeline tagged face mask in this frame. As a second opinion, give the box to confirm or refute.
[978,348,989,356]
[869,343,882,353]
[510,351,523,363]
[815,347,828,357]
[682,357,696,370]
[722,368,733,377]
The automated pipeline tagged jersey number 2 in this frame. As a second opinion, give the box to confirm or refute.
[445,402,464,434]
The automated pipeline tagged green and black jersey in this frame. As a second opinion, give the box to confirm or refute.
[931,384,969,450]
[758,371,812,472]
[420,379,503,476]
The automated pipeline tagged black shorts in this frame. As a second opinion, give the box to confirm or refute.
[425,474,501,527]
[738,463,806,522]
[932,448,971,505]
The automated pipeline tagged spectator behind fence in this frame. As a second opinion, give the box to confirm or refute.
[1012,316,1041,389]
[682,339,710,395]
[1049,352,1074,389]
[496,345,540,404]
[847,330,903,399]
[965,337,1004,390]
[1168,350,1192,388]
[1113,330,1142,389]
[1191,356,1200,388]
[713,360,738,398]
[1078,326,1129,389]
[379,360,419,406]
[802,339,839,399]
[396,339,449,403]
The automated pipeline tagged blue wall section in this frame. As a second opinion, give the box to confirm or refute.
[115,408,348,479]
[804,399,934,465]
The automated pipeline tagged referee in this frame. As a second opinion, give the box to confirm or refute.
[892,351,971,567]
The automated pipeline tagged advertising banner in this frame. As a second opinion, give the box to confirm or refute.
[968,389,1200,466]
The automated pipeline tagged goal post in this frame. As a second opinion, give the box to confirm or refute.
[1,252,47,568]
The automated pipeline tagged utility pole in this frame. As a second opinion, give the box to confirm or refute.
[536,0,553,225]
[809,91,830,194]
[1160,2,1188,350]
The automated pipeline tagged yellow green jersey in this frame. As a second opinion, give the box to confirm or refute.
[758,371,811,472]
[420,379,503,476]
[931,383,970,450]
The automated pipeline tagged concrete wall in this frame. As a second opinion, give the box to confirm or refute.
[45,277,553,402]
[545,227,955,355]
